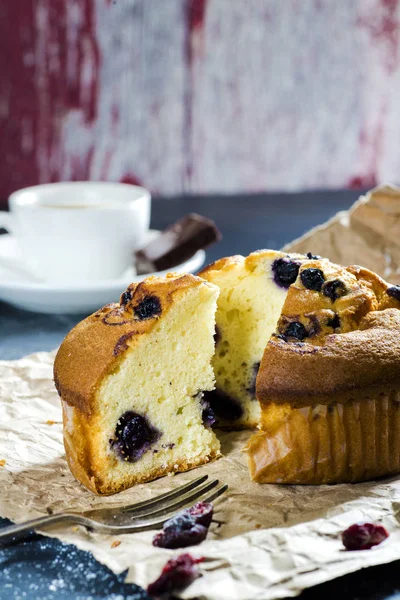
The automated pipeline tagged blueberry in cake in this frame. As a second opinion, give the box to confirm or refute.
[246,259,400,484]
[55,248,400,491]
[198,250,322,428]
[54,273,221,495]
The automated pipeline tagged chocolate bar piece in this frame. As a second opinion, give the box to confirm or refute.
[135,213,222,274]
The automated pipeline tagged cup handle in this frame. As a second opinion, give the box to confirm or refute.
[0,211,14,234]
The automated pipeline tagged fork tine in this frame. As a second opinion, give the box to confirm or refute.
[124,477,220,520]
[119,474,209,513]
[141,482,229,529]
[199,482,228,505]
[119,482,228,531]
[82,482,228,534]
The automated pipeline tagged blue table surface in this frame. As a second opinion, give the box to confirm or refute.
[2,189,400,600]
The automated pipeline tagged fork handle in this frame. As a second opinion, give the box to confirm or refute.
[0,513,78,544]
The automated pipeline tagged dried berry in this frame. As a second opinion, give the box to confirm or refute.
[306,252,321,260]
[186,501,214,528]
[246,362,260,398]
[272,258,300,289]
[322,279,347,302]
[165,501,213,532]
[120,289,132,306]
[327,313,341,329]
[147,553,203,597]
[387,285,400,301]
[284,321,308,340]
[165,513,197,531]
[300,268,325,291]
[342,523,389,551]
[110,411,161,462]
[201,398,216,428]
[153,502,214,549]
[134,295,162,320]
[153,523,208,549]
[202,389,243,421]
[307,314,321,337]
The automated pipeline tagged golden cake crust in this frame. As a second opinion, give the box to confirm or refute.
[62,408,220,495]
[54,273,212,415]
[198,249,307,279]
[248,261,400,484]
[246,391,400,484]
[199,249,322,429]
[257,308,400,409]
[257,264,400,409]
[55,272,220,494]
[198,254,244,278]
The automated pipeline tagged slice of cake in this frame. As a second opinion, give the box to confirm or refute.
[54,273,221,495]
[199,250,316,428]
[246,259,400,484]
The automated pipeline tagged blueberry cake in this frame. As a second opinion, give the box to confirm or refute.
[198,250,320,428]
[246,259,400,484]
[54,273,221,495]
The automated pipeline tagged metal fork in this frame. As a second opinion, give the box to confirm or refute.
[0,475,227,544]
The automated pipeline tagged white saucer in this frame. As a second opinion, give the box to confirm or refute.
[0,232,206,314]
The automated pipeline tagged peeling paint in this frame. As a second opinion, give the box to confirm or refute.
[2,1,400,204]
[357,0,400,73]
[188,0,207,33]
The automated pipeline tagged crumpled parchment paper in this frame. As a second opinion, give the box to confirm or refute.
[284,184,400,283]
[3,185,400,599]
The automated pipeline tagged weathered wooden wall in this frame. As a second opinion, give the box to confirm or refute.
[1,0,400,204]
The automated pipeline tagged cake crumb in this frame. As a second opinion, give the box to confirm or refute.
[46,420,56,425]
[0,459,6,467]
[255,524,262,529]
[71,526,79,532]
[111,540,121,548]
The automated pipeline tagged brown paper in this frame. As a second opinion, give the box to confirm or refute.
[2,352,400,600]
[3,186,400,599]
[284,184,400,283]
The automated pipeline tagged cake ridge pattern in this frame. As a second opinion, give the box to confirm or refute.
[247,257,400,484]
[55,250,400,492]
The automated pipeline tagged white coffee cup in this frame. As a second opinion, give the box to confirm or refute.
[0,182,151,282]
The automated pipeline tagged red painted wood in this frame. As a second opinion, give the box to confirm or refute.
[0,1,40,198]
[0,0,100,204]
[1,0,400,207]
